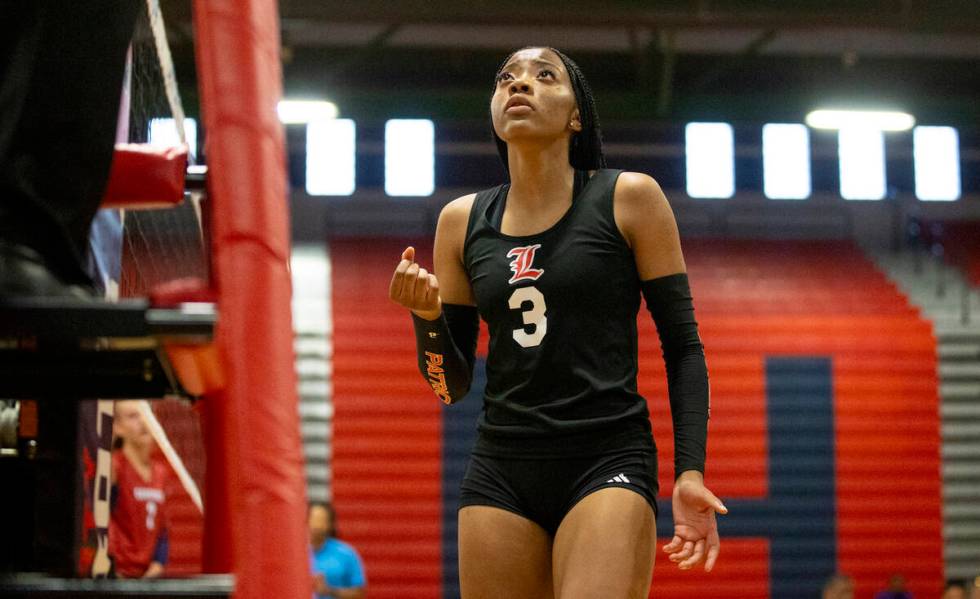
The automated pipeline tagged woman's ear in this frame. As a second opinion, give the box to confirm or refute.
[569,108,582,132]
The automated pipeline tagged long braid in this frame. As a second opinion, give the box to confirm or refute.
[491,47,606,172]
[549,47,605,170]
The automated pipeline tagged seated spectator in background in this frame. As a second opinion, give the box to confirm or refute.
[109,400,168,578]
[309,502,366,599]
[874,573,914,599]
[943,580,967,599]
[823,573,855,599]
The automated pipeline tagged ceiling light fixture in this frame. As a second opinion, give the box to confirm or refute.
[805,109,915,131]
[277,100,339,124]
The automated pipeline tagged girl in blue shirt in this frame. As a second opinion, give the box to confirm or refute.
[309,502,366,599]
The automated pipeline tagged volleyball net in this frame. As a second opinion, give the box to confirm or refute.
[122,1,209,516]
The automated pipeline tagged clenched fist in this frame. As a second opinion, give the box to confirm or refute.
[389,246,442,320]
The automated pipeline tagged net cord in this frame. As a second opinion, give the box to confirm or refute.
[146,0,188,148]
[137,400,204,514]
[145,0,204,234]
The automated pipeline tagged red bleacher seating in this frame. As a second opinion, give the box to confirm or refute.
[330,238,942,599]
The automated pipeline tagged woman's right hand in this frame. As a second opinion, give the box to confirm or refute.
[312,573,329,596]
[389,246,442,320]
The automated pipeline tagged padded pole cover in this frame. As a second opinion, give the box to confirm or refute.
[193,1,310,597]
[102,144,188,208]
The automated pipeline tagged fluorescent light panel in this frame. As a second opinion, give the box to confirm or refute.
[685,122,735,199]
[838,127,886,200]
[148,118,197,159]
[306,119,355,196]
[762,124,811,200]
[385,119,435,197]
[914,126,961,201]
[278,100,338,124]
[806,109,914,132]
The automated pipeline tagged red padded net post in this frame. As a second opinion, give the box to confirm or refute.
[193,2,310,597]
[102,144,188,208]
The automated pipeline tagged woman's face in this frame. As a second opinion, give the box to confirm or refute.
[491,47,581,148]
[942,587,966,599]
[113,400,152,448]
[309,505,332,547]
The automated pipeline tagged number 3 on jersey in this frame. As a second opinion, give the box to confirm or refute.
[509,286,547,347]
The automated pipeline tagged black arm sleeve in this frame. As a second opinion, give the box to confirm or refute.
[412,303,479,404]
[641,273,710,479]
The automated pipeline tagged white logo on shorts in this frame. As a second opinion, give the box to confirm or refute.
[606,473,631,484]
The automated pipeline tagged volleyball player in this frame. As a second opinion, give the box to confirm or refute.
[109,401,169,578]
[389,46,725,598]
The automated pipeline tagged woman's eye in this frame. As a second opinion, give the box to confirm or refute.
[497,72,514,83]
[539,69,555,79]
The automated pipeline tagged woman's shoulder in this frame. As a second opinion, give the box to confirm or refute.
[612,171,665,197]
[612,171,671,211]
[435,194,478,248]
[440,180,508,216]
[440,193,478,221]
[327,538,362,558]
[610,171,675,244]
[112,448,126,469]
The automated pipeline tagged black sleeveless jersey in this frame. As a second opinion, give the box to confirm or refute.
[463,169,655,458]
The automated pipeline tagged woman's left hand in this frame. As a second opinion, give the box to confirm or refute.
[662,471,727,572]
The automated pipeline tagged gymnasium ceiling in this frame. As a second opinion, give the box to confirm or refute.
[162,1,980,124]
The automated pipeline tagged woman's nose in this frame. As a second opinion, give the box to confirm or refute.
[509,80,530,94]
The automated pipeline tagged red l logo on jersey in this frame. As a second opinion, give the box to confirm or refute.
[507,244,544,285]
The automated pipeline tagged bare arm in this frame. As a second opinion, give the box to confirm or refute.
[614,172,726,572]
[613,171,686,280]
[329,587,365,599]
[431,193,477,308]
[389,194,479,404]
[142,562,164,578]
[313,576,365,599]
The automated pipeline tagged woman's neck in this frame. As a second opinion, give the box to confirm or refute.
[506,137,574,209]
[123,441,152,468]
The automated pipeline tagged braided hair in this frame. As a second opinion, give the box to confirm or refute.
[492,46,606,172]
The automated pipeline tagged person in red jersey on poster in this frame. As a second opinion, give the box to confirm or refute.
[108,400,169,578]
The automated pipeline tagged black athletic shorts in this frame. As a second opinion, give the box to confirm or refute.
[458,447,659,536]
